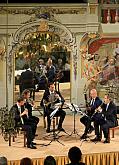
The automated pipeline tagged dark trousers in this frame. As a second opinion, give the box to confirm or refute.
[24,120,37,138]
[94,119,115,138]
[29,116,39,125]
[94,120,102,138]
[46,108,66,129]
[101,120,115,138]
[22,124,33,145]
[80,116,93,134]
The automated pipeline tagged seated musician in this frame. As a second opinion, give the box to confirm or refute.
[91,94,117,143]
[22,89,39,136]
[10,97,37,149]
[80,89,102,139]
[40,82,66,133]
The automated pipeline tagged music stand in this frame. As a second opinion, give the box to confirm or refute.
[43,105,65,146]
[68,103,81,138]
[50,103,70,136]
[75,105,92,142]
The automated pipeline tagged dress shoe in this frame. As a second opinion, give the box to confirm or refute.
[91,136,101,142]
[31,142,37,145]
[103,138,110,143]
[27,144,37,149]
[88,126,95,134]
[80,134,88,140]
[46,128,50,133]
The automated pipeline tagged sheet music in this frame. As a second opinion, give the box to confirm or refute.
[65,103,88,117]
[50,102,62,119]
[50,107,59,119]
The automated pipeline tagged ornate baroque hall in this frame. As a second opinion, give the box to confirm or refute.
[0,0,119,165]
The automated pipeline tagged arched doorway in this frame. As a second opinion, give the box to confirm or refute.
[13,19,72,103]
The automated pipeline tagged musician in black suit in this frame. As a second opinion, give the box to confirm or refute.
[40,82,66,133]
[22,89,39,135]
[19,64,35,95]
[80,89,102,139]
[10,97,36,149]
[91,94,117,143]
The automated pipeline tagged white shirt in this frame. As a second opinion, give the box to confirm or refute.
[106,103,109,111]
[90,98,95,106]
[17,103,24,124]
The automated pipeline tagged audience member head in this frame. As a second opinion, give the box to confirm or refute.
[90,88,97,99]
[68,146,82,164]
[39,59,44,65]
[44,156,56,165]
[0,156,8,165]
[47,58,53,67]
[20,157,33,165]
[24,64,30,70]
[22,89,30,99]
[48,82,55,92]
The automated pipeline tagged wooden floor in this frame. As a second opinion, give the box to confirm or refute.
[1,113,119,161]
[4,82,119,161]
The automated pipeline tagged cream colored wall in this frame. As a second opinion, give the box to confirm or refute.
[1,3,118,108]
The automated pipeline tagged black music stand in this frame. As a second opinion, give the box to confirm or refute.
[69,103,80,138]
[42,107,65,146]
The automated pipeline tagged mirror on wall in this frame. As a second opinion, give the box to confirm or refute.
[14,31,71,103]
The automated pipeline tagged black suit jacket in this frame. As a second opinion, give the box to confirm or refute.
[102,101,117,125]
[87,97,102,116]
[19,69,34,90]
[24,101,32,117]
[10,104,24,127]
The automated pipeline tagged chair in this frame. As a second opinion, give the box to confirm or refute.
[100,120,119,143]
[8,126,27,147]
[108,126,119,143]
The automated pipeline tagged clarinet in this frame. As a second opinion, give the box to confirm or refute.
[91,102,104,119]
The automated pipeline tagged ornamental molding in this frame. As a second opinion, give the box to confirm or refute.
[13,19,73,48]
[0,6,87,15]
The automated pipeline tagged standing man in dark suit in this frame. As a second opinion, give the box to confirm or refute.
[41,82,66,133]
[10,97,36,149]
[19,64,35,96]
[80,89,102,139]
[91,94,117,143]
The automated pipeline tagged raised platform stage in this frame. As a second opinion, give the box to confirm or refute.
[1,114,119,165]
